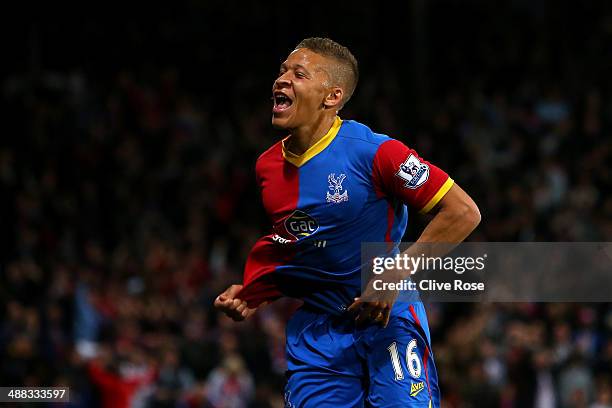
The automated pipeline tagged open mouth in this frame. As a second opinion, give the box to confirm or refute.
[273,92,293,113]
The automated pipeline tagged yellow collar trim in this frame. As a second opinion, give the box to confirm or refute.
[282,116,343,167]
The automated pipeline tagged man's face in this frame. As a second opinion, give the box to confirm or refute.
[272,48,333,129]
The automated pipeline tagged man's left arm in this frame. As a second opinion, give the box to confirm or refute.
[348,139,480,326]
[416,182,480,244]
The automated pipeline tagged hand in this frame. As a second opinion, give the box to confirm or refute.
[347,298,397,328]
[214,284,266,321]
[347,270,401,328]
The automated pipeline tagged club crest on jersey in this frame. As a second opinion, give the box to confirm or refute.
[326,173,349,203]
[396,154,429,189]
[284,391,296,408]
[283,210,319,240]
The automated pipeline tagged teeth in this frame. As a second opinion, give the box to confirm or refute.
[273,93,291,107]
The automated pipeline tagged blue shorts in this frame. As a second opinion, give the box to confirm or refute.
[284,303,440,408]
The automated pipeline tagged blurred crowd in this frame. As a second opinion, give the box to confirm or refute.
[2,1,612,407]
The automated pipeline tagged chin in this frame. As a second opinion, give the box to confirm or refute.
[271,115,292,130]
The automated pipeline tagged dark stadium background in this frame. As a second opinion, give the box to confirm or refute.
[1,1,611,407]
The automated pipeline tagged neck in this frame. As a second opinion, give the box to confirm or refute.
[285,114,337,156]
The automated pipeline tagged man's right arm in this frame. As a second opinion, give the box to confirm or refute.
[214,284,268,321]
[214,158,269,322]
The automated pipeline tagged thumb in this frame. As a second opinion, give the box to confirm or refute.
[347,297,362,313]
[226,284,244,298]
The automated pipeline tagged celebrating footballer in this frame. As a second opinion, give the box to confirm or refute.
[215,37,480,408]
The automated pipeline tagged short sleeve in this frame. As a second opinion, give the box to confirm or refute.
[372,139,454,213]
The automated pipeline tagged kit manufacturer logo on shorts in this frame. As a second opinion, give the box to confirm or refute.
[326,173,349,203]
[410,381,425,397]
[396,154,429,189]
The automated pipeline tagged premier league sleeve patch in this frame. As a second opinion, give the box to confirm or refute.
[396,154,430,189]
[372,139,450,210]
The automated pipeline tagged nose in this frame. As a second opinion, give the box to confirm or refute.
[274,72,291,89]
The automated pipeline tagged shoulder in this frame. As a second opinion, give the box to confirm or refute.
[337,119,392,147]
[335,119,397,160]
[256,139,283,163]
[255,140,283,173]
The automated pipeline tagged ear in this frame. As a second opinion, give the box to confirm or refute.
[323,87,344,109]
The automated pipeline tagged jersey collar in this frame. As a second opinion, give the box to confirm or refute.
[282,116,343,167]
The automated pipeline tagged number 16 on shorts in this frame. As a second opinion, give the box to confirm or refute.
[387,340,422,381]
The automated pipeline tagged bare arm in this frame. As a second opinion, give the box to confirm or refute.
[348,183,480,326]
[416,183,480,244]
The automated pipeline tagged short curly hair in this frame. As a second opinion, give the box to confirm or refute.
[294,37,359,108]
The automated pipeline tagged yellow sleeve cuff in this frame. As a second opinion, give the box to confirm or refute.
[419,178,454,214]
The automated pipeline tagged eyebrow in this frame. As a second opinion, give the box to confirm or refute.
[280,63,312,75]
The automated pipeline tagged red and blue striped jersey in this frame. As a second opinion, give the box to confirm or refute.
[238,117,454,315]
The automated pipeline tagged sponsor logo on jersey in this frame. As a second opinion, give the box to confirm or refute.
[410,381,425,397]
[272,234,291,244]
[283,210,319,240]
[396,154,429,189]
[326,173,349,203]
